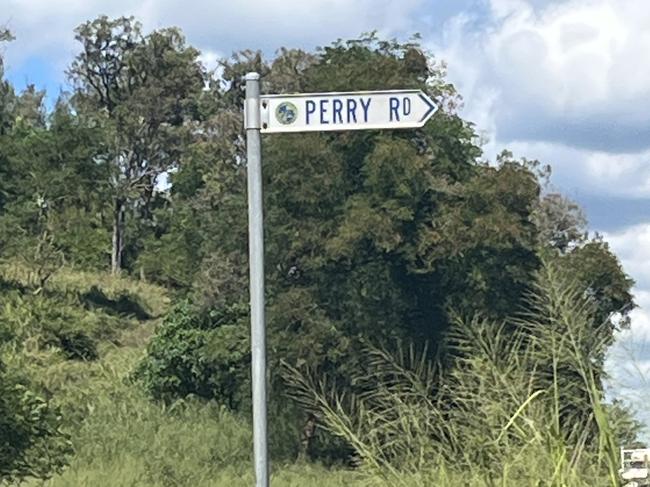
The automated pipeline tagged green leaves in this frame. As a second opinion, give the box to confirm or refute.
[137,37,633,442]
[0,362,72,482]
[0,21,634,475]
[134,301,251,409]
[282,260,630,485]
[68,16,206,273]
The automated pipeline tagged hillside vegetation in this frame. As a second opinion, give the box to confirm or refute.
[0,18,641,487]
[0,260,638,486]
[1,262,361,486]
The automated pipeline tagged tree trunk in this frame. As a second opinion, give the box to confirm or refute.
[111,198,125,274]
[298,413,317,460]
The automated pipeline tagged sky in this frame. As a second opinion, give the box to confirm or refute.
[2,0,650,433]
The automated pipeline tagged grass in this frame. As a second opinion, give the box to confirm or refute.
[19,347,363,487]
[1,259,632,486]
[0,264,359,486]
[282,260,624,486]
[0,260,170,318]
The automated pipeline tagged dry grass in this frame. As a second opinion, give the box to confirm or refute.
[0,259,170,317]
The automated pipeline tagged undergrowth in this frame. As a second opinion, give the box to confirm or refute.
[1,259,635,486]
[283,260,625,486]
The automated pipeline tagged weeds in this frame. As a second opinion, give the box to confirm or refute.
[283,259,623,486]
[2,260,634,486]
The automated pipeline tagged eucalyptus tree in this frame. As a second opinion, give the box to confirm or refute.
[69,16,205,273]
[0,29,15,136]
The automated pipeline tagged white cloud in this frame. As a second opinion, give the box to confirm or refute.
[197,49,223,74]
[441,0,650,435]
[500,141,650,200]
[605,224,650,290]
[1,0,427,87]
[2,0,155,84]
[603,226,650,417]
[602,224,650,349]
[439,0,650,153]
[603,224,650,417]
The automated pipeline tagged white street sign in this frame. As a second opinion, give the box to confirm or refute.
[260,89,437,133]
[244,79,439,487]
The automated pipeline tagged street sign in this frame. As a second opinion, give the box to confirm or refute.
[244,79,440,487]
[260,89,437,133]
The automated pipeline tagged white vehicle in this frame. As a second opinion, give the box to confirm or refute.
[621,448,650,487]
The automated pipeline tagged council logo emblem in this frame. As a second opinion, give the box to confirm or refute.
[275,102,298,125]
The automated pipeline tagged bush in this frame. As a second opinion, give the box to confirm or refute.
[0,362,72,482]
[1,291,102,361]
[134,301,250,409]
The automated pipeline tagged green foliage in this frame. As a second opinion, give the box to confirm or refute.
[0,261,168,367]
[127,40,636,481]
[0,19,638,486]
[69,15,206,273]
[0,29,16,136]
[10,323,355,487]
[135,202,204,288]
[3,293,94,360]
[134,301,250,408]
[0,261,169,318]
[0,285,72,483]
[607,399,646,448]
[534,192,587,252]
[140,35,632,428]
[556,238,635,331]
[283,259,631,486]
[0,96,109,271]
[0,364,72,482]
[47,351,254,487]
[0,264,169,483]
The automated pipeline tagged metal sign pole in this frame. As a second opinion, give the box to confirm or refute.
[245,72,269,487]
[242,75,437,487]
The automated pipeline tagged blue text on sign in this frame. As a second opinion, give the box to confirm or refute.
[306,97,371,125]
[389,97,412,121]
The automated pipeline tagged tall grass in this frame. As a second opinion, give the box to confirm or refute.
[6,259,630,486]
[0,259,170,318]
[17,347,363,487]
[7,338,362,487]
[283,260,622,486]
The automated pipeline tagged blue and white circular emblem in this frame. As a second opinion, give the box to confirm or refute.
[275,102,298,125]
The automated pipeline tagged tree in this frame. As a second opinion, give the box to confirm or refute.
[0,28,15,136]
[69,16,205,273]
[0,91,110,271]
[137,36,577,405]
[13,84,46,128]
[0,29,15,215]
[91,32,630,460]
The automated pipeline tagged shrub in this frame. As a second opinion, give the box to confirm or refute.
[1,292,101,361]
[0,361,72,482]
[134,301,250,409]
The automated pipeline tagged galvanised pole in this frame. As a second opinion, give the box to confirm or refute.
[244,72,269,487]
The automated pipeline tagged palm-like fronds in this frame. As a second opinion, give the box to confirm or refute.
[282,258,623,486]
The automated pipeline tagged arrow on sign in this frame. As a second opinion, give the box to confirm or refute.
[260,89,438,133]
